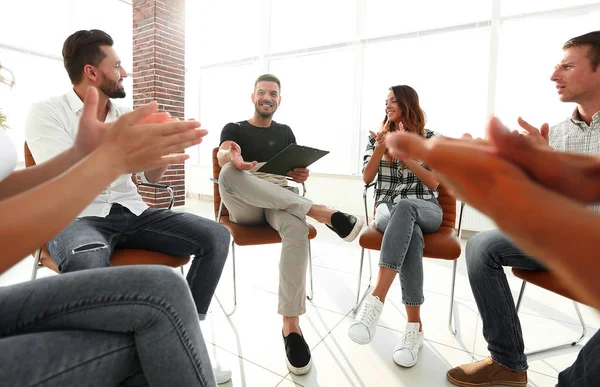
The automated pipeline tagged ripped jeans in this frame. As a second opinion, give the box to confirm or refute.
[47,204,230,319]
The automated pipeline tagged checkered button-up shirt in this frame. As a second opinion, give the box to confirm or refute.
[363,128,438,204]
[549,109,600,213]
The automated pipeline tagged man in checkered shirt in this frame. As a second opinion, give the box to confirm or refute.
[446,30,600,387]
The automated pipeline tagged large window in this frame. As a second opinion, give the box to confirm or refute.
[500,0,599,17]
[360,27,490,171]
[269,50,356,174]
[494,7,600,128]
[0,0,133,161]
[192,63,261,166]
[364,0,492,38]
[187,0,600,175]
[270,0,356,52]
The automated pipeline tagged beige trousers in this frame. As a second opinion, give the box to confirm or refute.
[218,163,312,316]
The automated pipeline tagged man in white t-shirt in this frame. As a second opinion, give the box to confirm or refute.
[25,29,232,384]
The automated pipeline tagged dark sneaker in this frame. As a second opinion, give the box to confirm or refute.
[282,331,312,375]
[327,211,364,242]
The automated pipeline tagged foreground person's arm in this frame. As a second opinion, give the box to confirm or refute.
[0,88,205,273]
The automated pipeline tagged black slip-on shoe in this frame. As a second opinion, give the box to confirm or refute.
[282,331,312,375]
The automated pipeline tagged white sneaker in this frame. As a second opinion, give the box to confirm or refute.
[212,360,232,384]
[392,322,423,368]
[348,295,384,344]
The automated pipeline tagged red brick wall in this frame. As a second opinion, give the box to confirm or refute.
[132,0,186,207]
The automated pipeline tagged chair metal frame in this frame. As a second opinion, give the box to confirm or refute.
[514,279,587,355]
[354,182,465,335]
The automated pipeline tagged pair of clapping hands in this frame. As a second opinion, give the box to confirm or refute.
[75,87,206,177]
[383,116,600,221]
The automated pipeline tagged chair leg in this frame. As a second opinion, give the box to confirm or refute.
[515,281,588,355]
[515,280,527,313]
[215,240,237,316]
[353,247,373,314]
[307,239,314,301]
[525,301,587,356]
[180,266,185,275]
[30,249,42,281]
[448,259,458,336]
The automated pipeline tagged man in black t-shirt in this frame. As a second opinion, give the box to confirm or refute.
[217,74,364,376]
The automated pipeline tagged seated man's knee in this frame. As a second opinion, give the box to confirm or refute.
[276,213,309,239]
[207,222,231,260]
[465,229,505,268]
[121,265,192,307]
[139,265,189,294]
[218,162,243,189]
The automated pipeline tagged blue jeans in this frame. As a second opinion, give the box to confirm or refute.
[466,230,600,386]
[47,204,230,319]
[376,198,443,306]
[0,265,216,387]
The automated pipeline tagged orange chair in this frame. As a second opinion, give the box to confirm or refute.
[211,148,317,315]
[355,182,464,334]
[512,268,588,355]
[25,142,189,279]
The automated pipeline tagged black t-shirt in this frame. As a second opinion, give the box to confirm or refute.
[219,120,296,162]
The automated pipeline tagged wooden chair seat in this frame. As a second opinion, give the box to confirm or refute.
[359,225,461,260]
[512,268,587,306]
[37,246,190,274]
[220,215,317,246]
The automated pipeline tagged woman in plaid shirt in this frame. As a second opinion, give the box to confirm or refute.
[348,85,442,368]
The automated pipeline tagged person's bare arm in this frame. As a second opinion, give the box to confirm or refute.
[0,147,121,273]
[0,147,81,200]
[0,88,205,274]
[217,140,234,167]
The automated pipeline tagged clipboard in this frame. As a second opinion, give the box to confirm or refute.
[256,144,329,176]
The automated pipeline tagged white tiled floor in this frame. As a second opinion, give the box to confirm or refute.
[2,198,598,387]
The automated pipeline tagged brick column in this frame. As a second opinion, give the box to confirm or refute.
[132,0,185,207]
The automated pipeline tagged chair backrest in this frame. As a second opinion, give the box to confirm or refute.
[24,142,36,167]
[212,147,228,220]
[437,183,457,230]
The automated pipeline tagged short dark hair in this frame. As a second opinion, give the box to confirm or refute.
[563,30,600,70]
[62,29,114,84]
[254,74,281,91]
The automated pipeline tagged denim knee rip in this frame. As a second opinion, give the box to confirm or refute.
[71,243,108,255]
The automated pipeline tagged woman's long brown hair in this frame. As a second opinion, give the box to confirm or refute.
[381,85,426,137]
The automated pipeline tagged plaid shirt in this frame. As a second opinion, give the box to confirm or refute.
[549,109,600,213]
[363,128,438,204]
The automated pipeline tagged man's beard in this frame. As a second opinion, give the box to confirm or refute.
[255,103,277,118]
[100,79,126,99]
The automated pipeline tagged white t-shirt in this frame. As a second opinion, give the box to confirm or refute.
[25,89,149,218]
[0,129,17,182]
